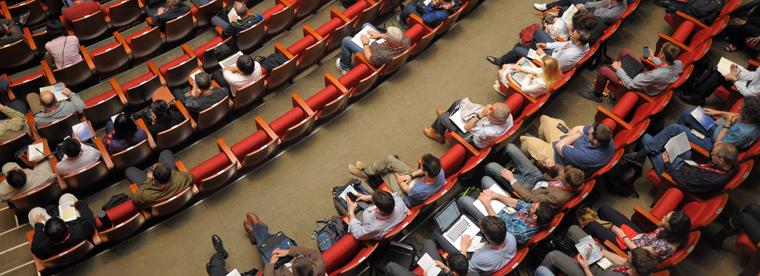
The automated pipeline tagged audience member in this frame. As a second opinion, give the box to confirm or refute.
[580,43,683,102]
[495,56,562,98]
[347,154,444,207]
[146,0,190,31]
[584,206,691,261]
[398,0,460,27]
[173,72,229,116]
[139,100,185,136]
[212,55,263,94]
[0,103,31,141]
[536,228,659,276]
[520,115,615,173]
[650,142,738,196]
[424,98,513,148]
[0,17,23,46]
[127,150,194,208]
[707,203,760,249]
[533,0,593,11]
[722,5,760,54]
[722,62,760,97]
[337,24,411,74]
[211,0,263,37]
[62,0,105,24]
[536,0,626,25]
[431,216,517,273]
[487,28,590,72]
[44,20,83,69]
[0,78,29,115]
[103,114,148,153]
[386,239,473,275]
[56,138,101,176]
[483,143,585,209]
[663,0,723,26]
[0,161,55,202]
[31,87,84,127]
[347,190,409,240]
[29,193,95,259]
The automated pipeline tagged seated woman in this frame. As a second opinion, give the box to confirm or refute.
[103,114,147,153]
[138,100,185,136]
[584,206,692,261]
[487,28,590,73]
[494,56,562,98]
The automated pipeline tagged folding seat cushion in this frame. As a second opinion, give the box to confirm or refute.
[322,235,361,273]
[287,36,318,56]
[193,37,225,59]
[122,73,155,90]
[670,22,697,43]
[84,90,118,107]
[315,15,346,37]
[439,144,467,176]
[343,0,368,18]
[404,24,426,43]
[269,108,306,136]
[159,55,193,76]
[338,63,372,88]
[305,87,339,111]
[95,199,139,230]
[230,131,270,160]
[261,3,284,20]
[599,92,638,130]
[505,92,525,119]
[125,26,155,45]
[189,153,232,182]
[89,41,121,56]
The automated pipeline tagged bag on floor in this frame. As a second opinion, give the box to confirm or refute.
[332,178,371,216]
[370,241,416,275]
[258,231,296,268]
[599,158,641,198]
[315,216,348,252]
[259,52,289,71]
[519,23,543,46]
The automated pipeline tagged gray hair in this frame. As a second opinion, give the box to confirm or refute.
[491,103,510,122]
[385,27,405,45]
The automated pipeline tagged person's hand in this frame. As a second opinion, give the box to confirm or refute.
[611,225,626,238]
[576,253,590,269]
[543,158,555,168]
[360,34,370,46]
[460,234,472,250]
[357,194,371,202]
[347,196,357,213]
[662,151,670,163]
[478,189,494,204]
[157,6,166,15]
[703,107,720,116]
[433,260,450,272]
[726,113,739,127]
[479,104,495,118]
[611,61,622,70]
[734,17,747,25]
[62,87,72,96]
[396,173,412,184]
[367,30,381,38]
[269,254,280,264]
[272,248,289,258]
[536,43,546,49]
[576,3,585,10]
[35,213,46,224]
[510,64,521,71]
[536,47,545,56]
[500,168,515,182]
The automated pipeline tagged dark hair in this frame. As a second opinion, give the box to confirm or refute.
[657,211,691,246]
[150,100,173,126]
[575,30,591,45]
[592,123,613,147]
[372,190,395,215]
[234,1,248,17]
[660,42,681,64]
[629,248,658,276]
[195,72,212,90]
[236,55,256,75]
[421,154,441,178]
[291,256,315,276]
[741,96,760,125]
[46,20,67,40]
[572,10,598,32]
[447,254,469,275]
[0,27,5,37]
[534,202,555,229]
[61,138,82,158]
[7,170,26,188]
[563,165,585,188]
[153,163,173,184]
[479,216,506,245]
[113,114,139,146]
[45,217,68,243]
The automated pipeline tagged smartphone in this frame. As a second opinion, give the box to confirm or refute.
[643,46,650,59]
[556,123,569,134]
[690,129,705,140]
[347,192,358,202]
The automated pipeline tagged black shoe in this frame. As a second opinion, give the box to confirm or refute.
[623,150,646,164]
[677,91,705,106]
[579,90,602,102]
[241,268,259,276]
[212,234,228,259]
[206,262,212,274]
[486,56,499,66]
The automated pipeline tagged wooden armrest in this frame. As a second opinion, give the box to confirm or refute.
[674,11,709,29]
[450,132,479,156]
[689,142,710,157]
[330,7,350,23]
[505,74,538,104]
[181,43,196,59]
[147,61,167,85]
[129,183,138,193]
[660,172,677,186]
[633,205,662,225]
[324,73,348,95]
[109,78,128,104]
[255,115,278,139]
[22,28,37,51]
[408,14,432,31]
[145,16,153,25]
[174,101,197,128]
[303,25,323,40]
[93,134,114,169]
[639,57,656,71]
[25,113,40,140]
[0,2,11,20]
[40,61,57,84]
[137,0,144,8]
[135,118,157,149]
[596,105,632,130]
[603,240,627,257]
[214,26,223,36]
[217,138,241,168]
[113,32,132,55]
[656,33,691,53]
[291,93,314,116]
[634,91,654,103]
[274,43,295,60]
[749,59,760,70]
[354,52,376,71]
[79,46,96,71]
[175,160,188,172]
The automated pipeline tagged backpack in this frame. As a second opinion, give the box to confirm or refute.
[600,157,642,197]
[678,63,724,105]
[315,216,348,252]
[332,178,371,216]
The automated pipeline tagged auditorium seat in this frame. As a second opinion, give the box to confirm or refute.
[35,240,96,270]
[83,80,128,128]
[9,177,62,213]
[196,95,232,130]
[163,12,195,45]
[266,44,298,89]
[35,112,80,144]
[346,56,381,97]
[735,232,759,256]
[9,68,52,100]
[121,24,163,61]
[295,25,327,72]
[276,93,317,143]
[155,44,200,89]
[0,133,33,164]
[407,15,437,58]
[646,159,754,200]
[109,137,155,169]
[43,46,96,90]
[191,0,222,29]
[105,0,143,29]
[559,180,596,212]
[324,8,356,51]
[0,33,37,72]
[317,73,350,120]
[6,0,47,26]
[604,231,700,269]
[87,37,131,77]
[231,76,266,110]
[378,0,400,16]
[434,2,464,37]
[491,247,529,276]
[188,139,241,192]
[69,9,110,44]
[59,154,113,191]
[129,180,197,218]
[119,65,165,108]
[231,116,280,168]
[294,0,321,21]
[355,0,380,27]
[265,0,295,37]
[526,212,564,246]
[631,188,727,231]
[96,200,146,243]
[235,22,266,54]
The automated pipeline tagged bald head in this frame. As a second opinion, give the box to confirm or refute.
[712,143,738,168]
[491,102,510,122]
[39,91,57,108]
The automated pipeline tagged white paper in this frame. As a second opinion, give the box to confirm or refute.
[665,132,691,160]
[27,143,45,162]
[40,83,67,101]
[418,254,442,276]
[473,183,512,216]
[690,106,715,131]
[575,235,603,264]
[227,9,238,22]
[226,269,242,276]
[72,121,94,141]
[58,201,79,222]
[717,57,745,76]
[351,25,385,48]
[562,4,578,26]
[597,258,614,269]
[527,48,543,60]
[423,0,432,5]
[220,51,244,69]
[449,109,469,133]
[339,185,359,202]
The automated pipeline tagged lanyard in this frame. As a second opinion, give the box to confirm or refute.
[548,180,576,191]
[516,212,536,228]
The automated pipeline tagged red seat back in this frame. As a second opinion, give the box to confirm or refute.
[128,27,163,60]
[197,96,232,130]
[156,117,194,149]
[91,42,131,76]
[0,39,36,71]
[193,0,223,29]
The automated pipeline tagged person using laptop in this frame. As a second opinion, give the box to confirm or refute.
[482,143,586,209]
[386,239,473,276]
[423,98,513,149]
[535,226,659,276]
[29,193,96,259]
[580,42,683,102]
[212,55,263,95]
[432,215,517,273]
[346,190,409,240]
[347,154,444,207]
[56,137,101,176]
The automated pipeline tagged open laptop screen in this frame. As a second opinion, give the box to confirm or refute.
[435,201,461,232]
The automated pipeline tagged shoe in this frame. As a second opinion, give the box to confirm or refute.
[354,161,365,170]
[579,90,602,102]
[336,58,348,75]
[423,128,445,144]
[211,234,228,259]
[244,212,261,244]
[533,3,548,11]
[436,108,445,116]
[348,164,368,180]
[677,91,705,106]
[486,56,499,66]
[241,268,259,276]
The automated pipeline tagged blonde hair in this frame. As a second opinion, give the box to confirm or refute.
[541,56,561,89]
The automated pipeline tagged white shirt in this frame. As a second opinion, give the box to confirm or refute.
[470,114,514,149]
[499,65,550,98]
[56,143,101,176]
[222,61,263,94]
[45,36,83,69]
[545,41,589,72]
[735,68,760,97]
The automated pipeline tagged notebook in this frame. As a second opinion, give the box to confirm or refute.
[690,106,716,131]
[58,201,80,222]
[72,121,95,141]
[664,132,691,160]
[717,57,745,76]
[27,142,45,162]
[620,55,644,78]
[39,83,67,101]
[351,25,385,47]
[511,59,540,87]
[449,109,469,133]
[561,4,578,26]
[527,48,544,61]
[418,253,442,276]
[575,235,603,264]
[220,51,245,69]
[227,9,239,22]
[472,183,515,216]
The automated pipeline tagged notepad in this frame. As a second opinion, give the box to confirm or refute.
[58,201,79,222]
[473,183,515,216]
[227,9,238,22]
[562,4,578,26]
[418,254,442,276]
[27,142,45,162]
[449,110,470,133]
[220,51,244,69]
[39,83,67,101]
[72,121,94,141]
[226,269,242,276]
[575,235,603,264]
[527,48,544,61]
[511,59,539,87]
[665,132,691,160]
[717,57,745,76]
[690,106,716,131]
[351,25,385,47]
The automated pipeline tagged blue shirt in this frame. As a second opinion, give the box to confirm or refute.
[403,169,445,207]
[553,126,615,173]
[712,118,760,150]
[469,231,517,273]
[497,200,537,245]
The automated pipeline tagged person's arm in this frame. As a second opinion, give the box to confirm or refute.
[576,254,595,276]
[601,248,628,265]
[520,66,543,75]
[75,201,96,232]
[64,88,86,113]
[554,132,582,158]
[464,105,492,132]
[0,104,24,119]
[262,263,276,276]
[613,63,656,91]
[611,225,637,249]
[478,191,499,216]
[359,35,373,61]
[734,69,760,96]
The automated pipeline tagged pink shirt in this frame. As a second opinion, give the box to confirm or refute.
[45,36,83,69]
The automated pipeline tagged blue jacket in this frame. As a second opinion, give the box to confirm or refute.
[421,1,460,26]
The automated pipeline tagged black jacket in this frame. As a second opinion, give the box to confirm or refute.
[151,4,191,31]
[31,201,95,259]
[223,14,263,37]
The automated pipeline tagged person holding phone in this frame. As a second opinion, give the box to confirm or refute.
[346,190,408,240]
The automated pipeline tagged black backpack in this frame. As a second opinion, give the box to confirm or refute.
[315,216,348,252]
[678,61,725,104]
[600,158,642,197]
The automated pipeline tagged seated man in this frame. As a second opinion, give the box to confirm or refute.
[536,226,659,276]
[398,0,460,27]
[126,150,194,208]
[62,0,105,23]
[1,162,55,202]
[520,115,615,174]
[580,42,683,102]
[173,72,229,116]
[648,142,738,197]
[0,102,30,140]
[211,55,263,95]
[210,0,263,37]
[487,29,590,72]
[681,61,760,106]
[146,0,190,31]
[484,143,586,209]
[29,193,95,259]
[432,216,517,273]
[386,239,472,275]
[0,17,23,47]
[337,24,411,74]
[346,190,409,240]
[56,138,101,176]
[458,188,555,245]
[424,98,513,149]
[347,154,444,207]
[31,87,85,127]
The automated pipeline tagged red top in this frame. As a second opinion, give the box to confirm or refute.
[62,1,104,24]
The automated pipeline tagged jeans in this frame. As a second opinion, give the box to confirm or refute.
[539,226,608,276]
[250,223,294,265]
[739,204,760,243]
[531,28,555,48]
[457,175,509,223]
[535,266,556,276]
[339,23,373,71]
[431,99,467,136]
[211,15,230,31]
[431,229,460,256]
[545,0,591,8]
[399,3,419,26]
[485,143,545,190]
[207,252,228,276]
[496,43,553,66]
[124,150,177,184]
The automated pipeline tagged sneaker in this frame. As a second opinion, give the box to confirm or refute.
[423,128,445,144]
[336,58,348,75]
[533,3,548,11]
[579,90,602,102]
[348,164,368,180]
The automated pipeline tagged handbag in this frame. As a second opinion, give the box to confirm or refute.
[258,231,296,268]
[520,23,543,46]
[332,178,371,216]
[371,241,416,275]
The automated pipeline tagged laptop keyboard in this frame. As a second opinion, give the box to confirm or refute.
[446,219,471,241]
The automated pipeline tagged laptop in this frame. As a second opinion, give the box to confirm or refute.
[620,55,644,78]
[435,201,483,252]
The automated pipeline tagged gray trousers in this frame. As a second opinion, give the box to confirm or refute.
[538,226,607,276]
[485,143,545,191]
[386,239,441,276]
[456,176,510,223]
[363,155,414,193]
[125,150,177,184]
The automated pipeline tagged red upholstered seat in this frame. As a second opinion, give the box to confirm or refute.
[230,131,270,160]
[90,41,121,56]
[404,24,426,42]
[316,17,344,37]
[343,0,368,18]
[439,144,466,176]
[262,3,284,20]
[11,71,44,85]
[159,55,192,76]
[269,109,306,136]
[189,153,232,181]
[84,90,117,107]
[287,36,317,57]
[125,26,154,45]
[505,92,525,118]
[338,64,372,88]
[305,87,339,111]
[190,4,198,16]
[322,235,361,273]
[95,200,139,229]
[193,37,224,58]
[122,73,155,90]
